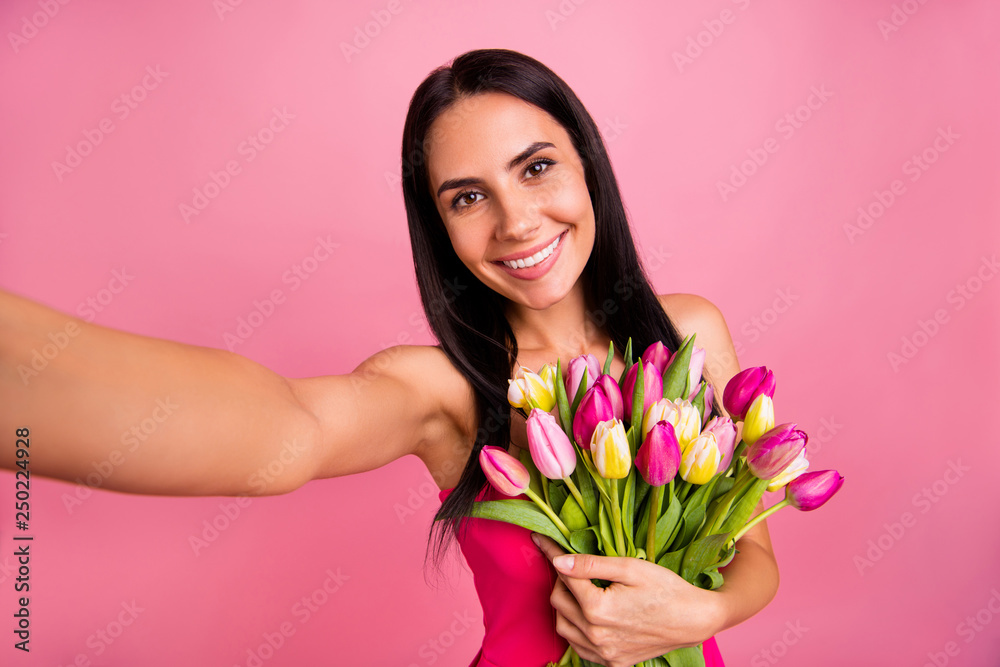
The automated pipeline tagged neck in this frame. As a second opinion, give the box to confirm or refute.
[503,273,607,363]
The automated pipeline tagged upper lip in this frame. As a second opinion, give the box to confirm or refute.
[493,231,565,263]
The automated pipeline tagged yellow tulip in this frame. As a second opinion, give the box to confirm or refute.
[742,393,775,446]
[591,419,631,479]
[679,432,721,485]
[765,449,809,492]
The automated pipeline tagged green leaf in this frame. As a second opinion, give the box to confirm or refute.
[622,468,635,542]
[698,569,725,591]
[559,494,589,531]
[680,532,731,585]
[548,481,568,516]
[712,476,735,500]
[654,493,681,560]
[469,499,573,552]
[720,478,770,535]
[630,359,645,435]
[672,504,706,553]
[691,381,708,422]
[602,340,614,376]
[656,548,683,574]
[569,527,599,555]
[662,333,695,401]
[598,500,618,557]
[663,645,706,667]
[575,463,599,525]
[571,366,590,415]
[554,358,573,438]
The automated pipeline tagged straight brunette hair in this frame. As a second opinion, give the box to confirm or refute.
[400,49,721,577]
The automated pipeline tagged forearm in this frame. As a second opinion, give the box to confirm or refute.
[0,288,318,496]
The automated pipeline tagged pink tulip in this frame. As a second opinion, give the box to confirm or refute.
[573,385,615,449]
[635,421,681,486]
[786,470,844,511]
[723,366,776,420]
[566,354,601,402]
[640,341,671,375]
[526,408,577,479]
[688,347,706,391]
[687,382,715,427]
[622,361,663,420]
[704,416,737,471]
[595,374,624,420]
[478,446,530,496]
[746,423,808,480]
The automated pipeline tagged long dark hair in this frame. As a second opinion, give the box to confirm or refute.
[400,48,722,578]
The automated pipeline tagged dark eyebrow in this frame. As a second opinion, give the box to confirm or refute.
[435,141,557,199]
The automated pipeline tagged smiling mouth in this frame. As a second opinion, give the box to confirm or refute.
[495,231,566,270]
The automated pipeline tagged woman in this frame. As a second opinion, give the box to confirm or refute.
[1,49,777,666]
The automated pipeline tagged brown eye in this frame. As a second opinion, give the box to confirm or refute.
[452,191,484,209]
[525,159,554,178]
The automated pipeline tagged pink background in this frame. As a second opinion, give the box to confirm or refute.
[2,1,999,665]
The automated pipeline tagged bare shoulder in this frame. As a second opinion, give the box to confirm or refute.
[656,293,741,393]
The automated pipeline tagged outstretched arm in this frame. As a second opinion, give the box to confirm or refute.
[1,288,468,497]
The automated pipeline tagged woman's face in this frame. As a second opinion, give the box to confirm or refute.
[425,92,596,311]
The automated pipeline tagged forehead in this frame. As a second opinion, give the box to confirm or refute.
[425,92,573,185]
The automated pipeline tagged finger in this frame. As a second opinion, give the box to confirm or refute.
[531,532,567,561]
[549,550,643,587]
[553,609,602,663]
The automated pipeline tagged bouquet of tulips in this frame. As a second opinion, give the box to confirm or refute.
[470,335,844,667]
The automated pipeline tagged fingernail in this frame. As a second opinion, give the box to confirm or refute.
[553,555,574,571]
[531,533,541,547]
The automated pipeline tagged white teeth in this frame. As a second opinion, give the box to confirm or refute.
[502,233,562,270]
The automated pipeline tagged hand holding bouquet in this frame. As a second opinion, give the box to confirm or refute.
[468,335,844,667]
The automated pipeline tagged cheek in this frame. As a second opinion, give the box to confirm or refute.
[546,179,595,231]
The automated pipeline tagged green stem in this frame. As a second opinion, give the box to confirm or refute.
[645,484,665,561]
[523,488,573,540]
[729,499,789,545]
[608,478,627,557]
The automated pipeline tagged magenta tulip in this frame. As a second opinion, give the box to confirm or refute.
[566,354,601,402]
[595,374,624,420]
[622,361,663,420]
[745,423,808,480]
[641,341,671,375]
[723,366,776,420]
[704,416,737,471]
[479,446,530,496]
[573,385,615,449]
[526,408,577,479]
[786,470,844,511]
[635,421,681,486]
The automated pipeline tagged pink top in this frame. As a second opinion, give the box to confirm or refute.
[439,484,726,667]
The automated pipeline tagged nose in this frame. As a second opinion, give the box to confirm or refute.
[494,192,541,242]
